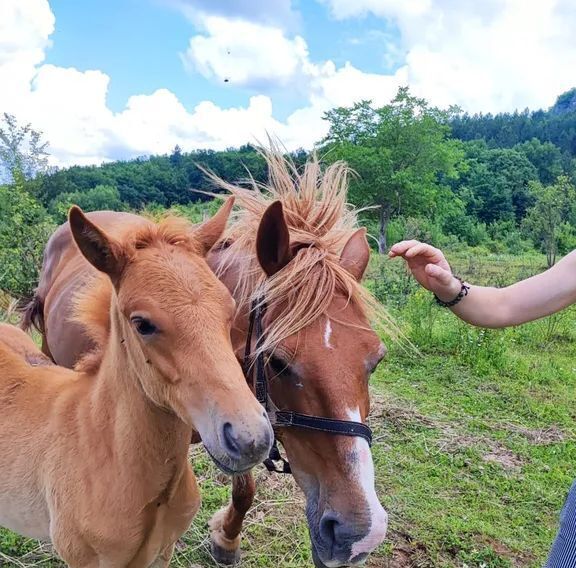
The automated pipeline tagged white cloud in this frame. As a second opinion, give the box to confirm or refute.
[178,15,408,147]
[26,65,114,165]
[0,1,293,167]
[0,0,410,167]
[320,0,576,113]
[280,62,408,148]
[0,0,54,113]
[113,92,287,155]
[320,0,432,21]
[4,0,576,169]
[182,16,310,90]
[167,0,298,29]
[309,62,407,109]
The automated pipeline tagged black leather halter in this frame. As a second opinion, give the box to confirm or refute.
[243,298,373,474]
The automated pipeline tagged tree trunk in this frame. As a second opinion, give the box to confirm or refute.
[378,205,390,254]
[546,237,557,268]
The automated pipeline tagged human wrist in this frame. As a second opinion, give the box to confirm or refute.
[434,276,470,307]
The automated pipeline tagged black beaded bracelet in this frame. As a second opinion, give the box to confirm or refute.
[434,276,470,308]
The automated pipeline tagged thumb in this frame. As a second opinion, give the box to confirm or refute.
[425,263,454,286]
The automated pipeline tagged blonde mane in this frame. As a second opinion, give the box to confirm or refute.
[208,146,395,357]
[72,215,198,373]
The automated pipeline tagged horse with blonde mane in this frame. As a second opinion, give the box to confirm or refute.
[4,203,272,567]
[22,150,390,568]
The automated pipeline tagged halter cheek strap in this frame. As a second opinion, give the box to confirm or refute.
[243,298,373,475]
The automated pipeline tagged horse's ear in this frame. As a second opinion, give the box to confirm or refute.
[340,228,370,281]
[69,206,125,280]
[194,196,235,255]
[256,201,293,277]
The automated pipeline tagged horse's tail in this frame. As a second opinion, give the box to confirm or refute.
[19,293,46,335]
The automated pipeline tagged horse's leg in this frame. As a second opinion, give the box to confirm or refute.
[209,472,255,565]
[149,542,175,568]
[52,531,98,568]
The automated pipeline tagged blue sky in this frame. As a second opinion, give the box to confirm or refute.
[1,0,575,167]
[45,0,402,120]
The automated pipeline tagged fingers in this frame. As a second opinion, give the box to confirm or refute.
[388,240,421,258]
[404,242,441,260]
[425,263,454,285]
[389,240,443,262]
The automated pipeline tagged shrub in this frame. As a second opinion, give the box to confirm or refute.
[0,182,55,298]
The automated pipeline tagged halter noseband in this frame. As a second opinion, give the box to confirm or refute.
[243,298,373,474]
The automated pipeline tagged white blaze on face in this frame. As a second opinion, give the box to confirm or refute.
[324,318,333,350]
[347,407,388,561]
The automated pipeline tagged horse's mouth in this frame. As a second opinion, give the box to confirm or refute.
[312,547,329,568]
[203,444,253,476]
[312,542,338,568]
[311,539,368,568]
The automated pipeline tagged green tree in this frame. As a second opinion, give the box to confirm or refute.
[49,184,124,222]
[451,89,576,159]
[0,115,55,298]
[0,113,49,185]
[322,88,465,252]
[0,178,54,298]
[458,141,539,224]
[514,138,564,185]
[37,144,269,209]
[523,176,576,267]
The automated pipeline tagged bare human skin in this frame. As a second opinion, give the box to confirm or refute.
[389,240,576,327]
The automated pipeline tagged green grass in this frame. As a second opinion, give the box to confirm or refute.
[1,251,575,567]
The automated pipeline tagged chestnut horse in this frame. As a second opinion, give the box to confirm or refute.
[23,151,391,567]
[4,205,272,567]
[0,323,52,366]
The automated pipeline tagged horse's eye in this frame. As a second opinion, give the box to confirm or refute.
[131,316,158,336]
[268,354,290,377]
[368,355,385,379]
[367,344,387,379]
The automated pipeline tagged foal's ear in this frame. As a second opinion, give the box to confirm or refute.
[194,196,235,255]
[69,206,125,280]
[257,201,293,277]
[340,228,370,281]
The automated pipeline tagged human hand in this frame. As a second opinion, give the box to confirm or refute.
[389,240,462,302]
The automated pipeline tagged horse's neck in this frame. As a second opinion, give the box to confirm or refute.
[90,304,190,472]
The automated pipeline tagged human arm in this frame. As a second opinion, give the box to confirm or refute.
[389,240,576,328]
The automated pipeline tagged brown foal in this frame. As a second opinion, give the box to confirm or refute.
[2,203,272,567]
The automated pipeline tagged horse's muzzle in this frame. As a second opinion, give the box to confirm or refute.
[308,505,387,567]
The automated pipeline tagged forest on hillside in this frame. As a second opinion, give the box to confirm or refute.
[2,87,576,297]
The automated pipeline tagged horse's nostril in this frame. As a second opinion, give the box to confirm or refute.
[222,422,241,459]
[319,512,340,550]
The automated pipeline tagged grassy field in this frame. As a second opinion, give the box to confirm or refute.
[1,252,575,567]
